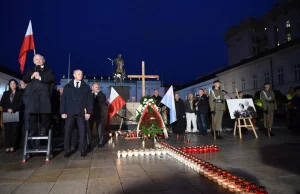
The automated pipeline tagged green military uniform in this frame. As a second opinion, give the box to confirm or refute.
[260,89,276,128]
[209,88,225,131]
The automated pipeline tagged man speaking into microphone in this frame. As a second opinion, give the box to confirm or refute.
[23,54,55,137]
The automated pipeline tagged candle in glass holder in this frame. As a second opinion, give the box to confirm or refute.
[133,149,139,156]
[145,149,150,155]
[257,186,268,194]
[140,149,145,156]
[128,150,133,157]
[234,181,242,193]
[156,148,161,155]
[210,170,218,181]
[117,151,121,158]
[240,184,248,193]
[217,177,224,186]
[221,175,229,188]
[249,184,257,190]
[207,169,215,180]
[203,167,210,177]
[150,149,156,155]
[228,178,236,192]
[122,150,127,157]
[214,145,219,152]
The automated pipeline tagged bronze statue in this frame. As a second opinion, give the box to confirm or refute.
[113,54,125,85]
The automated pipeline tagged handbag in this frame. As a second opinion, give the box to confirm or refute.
[3,111,20,123]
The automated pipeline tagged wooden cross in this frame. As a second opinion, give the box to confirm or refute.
[128,61,159,96]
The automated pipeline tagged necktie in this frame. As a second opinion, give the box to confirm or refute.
[76,82,79,88]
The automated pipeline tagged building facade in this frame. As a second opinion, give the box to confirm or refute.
[225,0,300,66]
[58,76,165,102]
[176,0,300,101]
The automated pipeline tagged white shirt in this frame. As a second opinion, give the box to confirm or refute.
[74,80,81,88]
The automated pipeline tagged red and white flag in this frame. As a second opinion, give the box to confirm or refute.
[19,20,35,73]
[106,87,126,127]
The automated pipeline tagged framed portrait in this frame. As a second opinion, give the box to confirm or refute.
[226,98,257,119]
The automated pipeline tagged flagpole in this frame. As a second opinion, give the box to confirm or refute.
[68,53,70,82]
[33,49,36,55]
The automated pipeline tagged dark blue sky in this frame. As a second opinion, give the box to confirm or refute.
[0,0,278,84]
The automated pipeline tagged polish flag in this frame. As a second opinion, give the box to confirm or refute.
[19,20,35,73]
[106,87,126,128]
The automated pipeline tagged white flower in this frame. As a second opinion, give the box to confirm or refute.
[144,99,147,102]
[149,99,153,102]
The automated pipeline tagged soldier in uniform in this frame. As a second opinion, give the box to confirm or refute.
[260,82,276,136]
[209,80,225,139]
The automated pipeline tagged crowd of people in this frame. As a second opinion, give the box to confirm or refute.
[170,81,300,139]
[0,54,107,157]
[1,54,300,157]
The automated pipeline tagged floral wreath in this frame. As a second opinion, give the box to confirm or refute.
[136,96,168,138]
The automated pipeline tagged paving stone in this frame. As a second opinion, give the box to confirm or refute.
[89,167,118,179]
[87,178,123,194]
[91,159,115,168]
[0,183,19,194]
[12,182,55,194]
[65,160,91,169]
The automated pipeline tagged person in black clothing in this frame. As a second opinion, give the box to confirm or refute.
[195,89,209,135]
[89,82,107,148]
[23,54,55,136]
[50,83,61,137]
[171,93,186,134]
[60,69,93,157]
[152,89,162,106]
[1,79,23,153]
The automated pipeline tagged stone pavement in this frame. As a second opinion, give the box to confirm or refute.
[0,127,300,194]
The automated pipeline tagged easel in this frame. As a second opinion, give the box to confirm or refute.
[233,89,258,139]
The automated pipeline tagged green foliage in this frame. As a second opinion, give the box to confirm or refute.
[136,95,165,138]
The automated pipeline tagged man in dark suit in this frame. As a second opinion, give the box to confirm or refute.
[195,89,209,135]
[89,82,106,148]
[23,54,55,137]
[60,69,93,157]
[151,89,162,106]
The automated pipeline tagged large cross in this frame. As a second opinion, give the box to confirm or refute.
[128,61,159,96]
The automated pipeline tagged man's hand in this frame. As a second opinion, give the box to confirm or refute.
[211,111,216,116]
[61,114,67,119]
[85,114,90,120]
[31,72,38,79]
[34,72,40,79]
[7,109,13,113]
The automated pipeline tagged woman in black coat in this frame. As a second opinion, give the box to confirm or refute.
[0,79,23,153]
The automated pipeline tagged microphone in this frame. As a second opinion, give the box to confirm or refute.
[222,90,228,93]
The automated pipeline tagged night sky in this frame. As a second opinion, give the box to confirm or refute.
[0,0,278,85]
